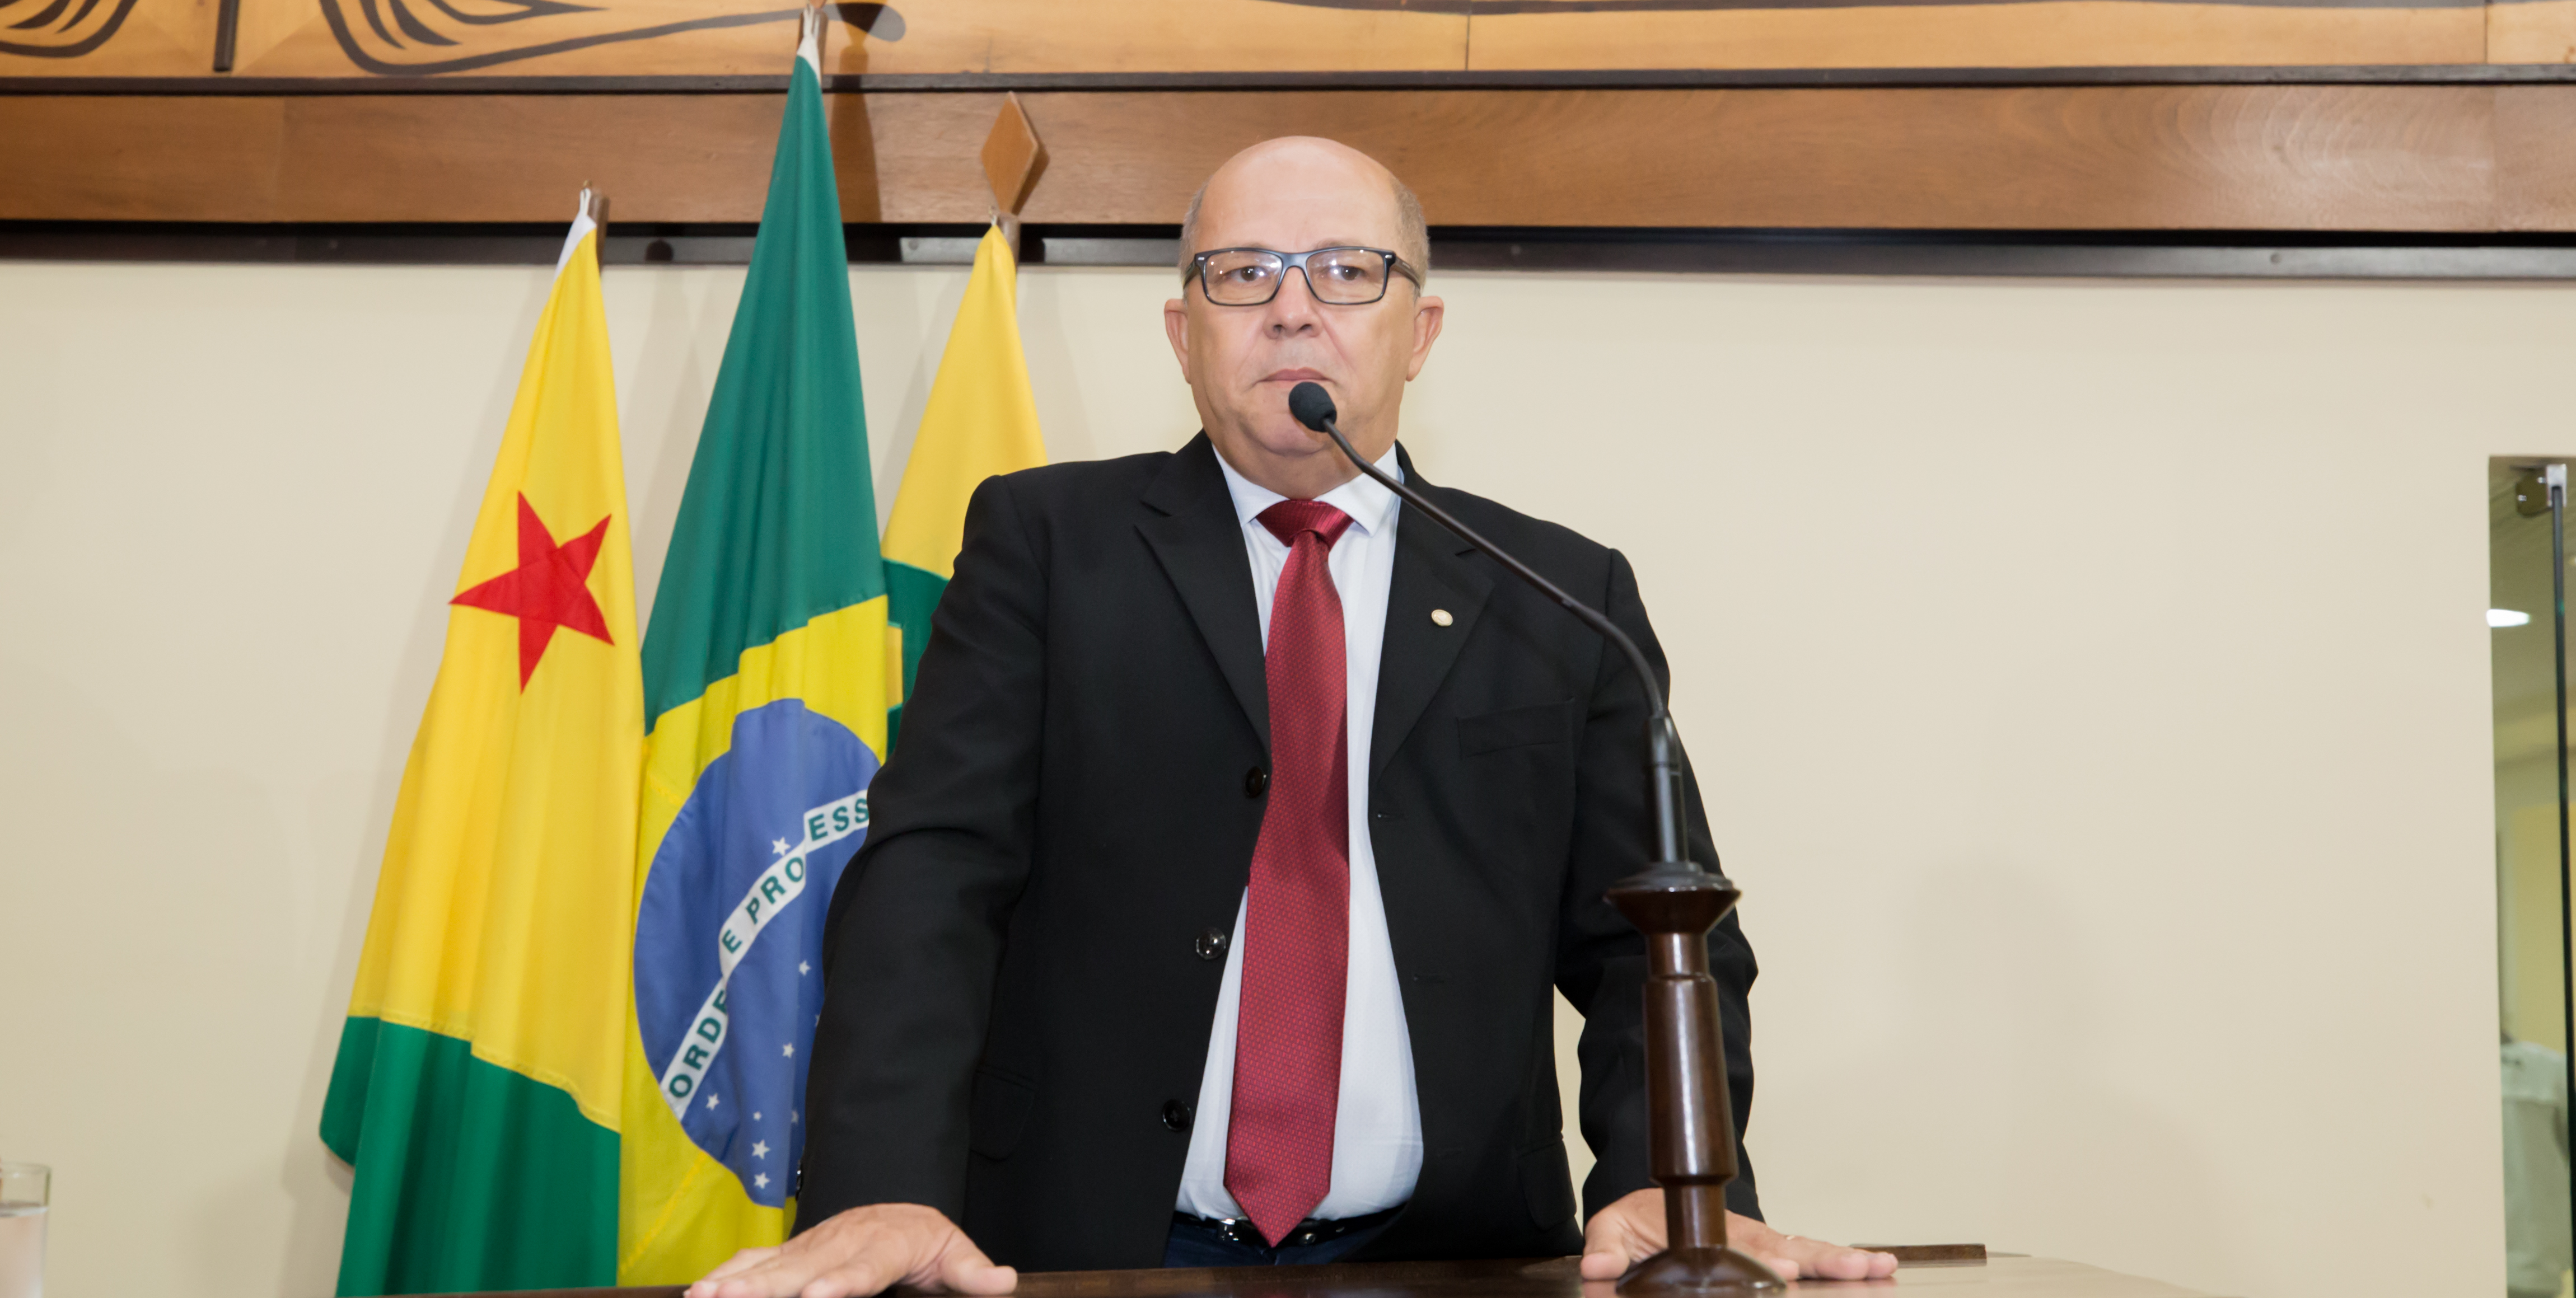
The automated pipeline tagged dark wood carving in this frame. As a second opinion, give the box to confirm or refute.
[0,0,2519,82]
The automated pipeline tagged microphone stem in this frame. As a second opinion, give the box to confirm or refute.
[1315,418,1699,871]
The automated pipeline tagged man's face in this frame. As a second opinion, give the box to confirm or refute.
[1163,140,1443,496]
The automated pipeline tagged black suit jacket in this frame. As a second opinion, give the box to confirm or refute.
[801,434,1758,1270]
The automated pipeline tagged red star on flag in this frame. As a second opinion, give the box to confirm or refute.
[451,493,614,689]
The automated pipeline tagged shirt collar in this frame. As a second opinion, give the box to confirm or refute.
[1212,438,1404,541]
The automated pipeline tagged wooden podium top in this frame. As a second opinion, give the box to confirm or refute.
[1006,1257,2207,1297]
[519,1255,2205,1298]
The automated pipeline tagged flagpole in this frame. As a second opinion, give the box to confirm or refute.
[2551,461,2574,1277]
[588,188,610,269]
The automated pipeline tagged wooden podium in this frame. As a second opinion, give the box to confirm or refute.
[474,1255,2207,1298]
[1005,1257,2206,1297]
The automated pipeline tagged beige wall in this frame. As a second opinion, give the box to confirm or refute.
[0,257,2549,1298]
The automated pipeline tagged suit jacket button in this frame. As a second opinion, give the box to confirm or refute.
[1161,1100,1193,1132]
[1244,766,1268,798]
[1195,927,1228,960]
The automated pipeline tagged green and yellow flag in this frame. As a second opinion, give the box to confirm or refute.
[881,224,1048,743]
[321,200,640,1296]
[617,13,893,1282]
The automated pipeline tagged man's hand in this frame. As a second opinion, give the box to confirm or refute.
[688,1203,1016,1298]
[1579,1189,1900,1282]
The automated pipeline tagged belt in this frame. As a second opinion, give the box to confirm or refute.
[1172,1203,1403,1250]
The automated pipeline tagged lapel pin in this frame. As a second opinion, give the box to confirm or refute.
[1430,608,1453,626]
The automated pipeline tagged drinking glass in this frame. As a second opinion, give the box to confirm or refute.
[0,1163,46,1298]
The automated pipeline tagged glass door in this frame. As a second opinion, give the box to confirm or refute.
[2491,461,2574,1298]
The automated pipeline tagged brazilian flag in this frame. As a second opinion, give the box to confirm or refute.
[616,16,892,1282]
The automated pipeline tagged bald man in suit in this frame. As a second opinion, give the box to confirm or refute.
[691,137,1898,1297]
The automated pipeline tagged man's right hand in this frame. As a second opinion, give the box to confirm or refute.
[688,1203,1017,1298]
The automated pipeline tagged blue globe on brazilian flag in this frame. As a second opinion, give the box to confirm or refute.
[632,704,876,1208]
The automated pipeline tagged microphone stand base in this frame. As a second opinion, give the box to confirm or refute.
[1606,864,1774,1296]
[1616,1247,1788,1294]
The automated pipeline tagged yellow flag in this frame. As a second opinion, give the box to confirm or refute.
[881,224,1048,739]
[322,200,642,1295]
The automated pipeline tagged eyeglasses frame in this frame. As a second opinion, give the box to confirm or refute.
[1183,245,1426,306]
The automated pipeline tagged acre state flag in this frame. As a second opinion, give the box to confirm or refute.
[617,13,894,1281]
[321,202,641,1296]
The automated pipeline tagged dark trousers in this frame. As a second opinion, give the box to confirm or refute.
[1161,1214,1394,1268]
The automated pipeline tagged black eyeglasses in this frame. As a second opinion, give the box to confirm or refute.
[1184,246,1424,306]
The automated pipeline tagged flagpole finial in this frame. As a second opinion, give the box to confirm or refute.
[559,185,607,275]
[980,91,1046,262]
[797,1,824,72]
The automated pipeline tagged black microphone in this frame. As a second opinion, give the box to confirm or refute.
[1287,381,1704,876]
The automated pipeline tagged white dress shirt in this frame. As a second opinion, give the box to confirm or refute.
[1174,444,1425,1222]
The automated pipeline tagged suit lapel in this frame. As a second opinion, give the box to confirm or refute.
[1137,434,1270,752]
[1372,447,1494,785]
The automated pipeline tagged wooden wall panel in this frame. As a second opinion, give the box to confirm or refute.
[2484,0,2576,63]
[1462,1,2483,71]
[0,0,214,78]
[0,97,285,221]
[268,95,784,222]
[848,92,1006,223]
[0,0,2531,83]
[2495,85,2576,228]
[216,0,1470,81]
[0,86,2544,231]
[1007,87,2503,231]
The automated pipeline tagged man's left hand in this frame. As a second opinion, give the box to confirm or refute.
[1579,1189,1900,1282]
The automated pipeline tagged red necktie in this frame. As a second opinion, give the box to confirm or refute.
[1226,499,1356,1245]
